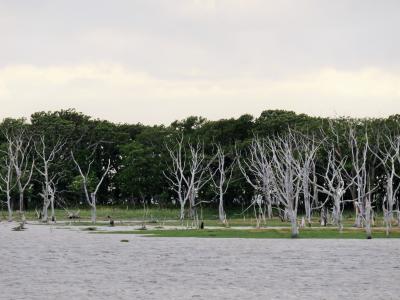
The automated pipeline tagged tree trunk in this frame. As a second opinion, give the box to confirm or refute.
[19,190,24,213]
[42,204,49,222]
[91,205,96,224]
[289,210,298,238]
[179,202,185,221]
[218,194,226,224]
[267,201,272,219]
[50,198,55,221]
[365,199,372,239]
[6,190,12,221]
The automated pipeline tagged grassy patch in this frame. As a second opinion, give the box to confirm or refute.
[95,228,400,239]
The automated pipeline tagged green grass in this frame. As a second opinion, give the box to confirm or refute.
[95,228,400,239]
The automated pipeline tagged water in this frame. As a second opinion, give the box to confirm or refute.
[0,223,399,300]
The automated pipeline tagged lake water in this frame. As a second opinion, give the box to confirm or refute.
[1,222,399,299]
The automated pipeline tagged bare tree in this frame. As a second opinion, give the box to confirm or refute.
[164,137,213,225]
[297,137,319,226]
[164,137,190,221]
[34,136,65,222]
[6,130,34,213]
[317,149,352,231]
[210,144,235,224]
[71,151,111,223]
[0,138,16,221]
[269,134,302,238]
[374,135,400,234]
[348,127,375,239]
[237,137,274,220]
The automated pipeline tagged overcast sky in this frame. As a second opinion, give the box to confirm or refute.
[0,0,399,124]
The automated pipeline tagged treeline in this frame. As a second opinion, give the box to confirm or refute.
[1,109,400,235]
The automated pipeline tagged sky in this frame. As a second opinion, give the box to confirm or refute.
[0,0,400,125]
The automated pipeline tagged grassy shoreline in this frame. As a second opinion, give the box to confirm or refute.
[94,228,400,239]
[4,207,400,238]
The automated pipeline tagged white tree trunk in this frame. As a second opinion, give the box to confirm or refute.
[6,192,12,222]
[179,201,185,221]
[90,193,97,224]
[18,188,24,213]
[289,210,299,238]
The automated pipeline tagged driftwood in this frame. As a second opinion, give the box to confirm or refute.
[12,222,26,231]
[107,216,114,227]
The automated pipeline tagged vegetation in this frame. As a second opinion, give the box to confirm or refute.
[1,109,400,239]
[95,228,400,239]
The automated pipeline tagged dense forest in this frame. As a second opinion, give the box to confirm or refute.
[1,109,400,237]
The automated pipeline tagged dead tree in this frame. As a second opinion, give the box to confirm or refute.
[0,138,16,221]
[210,144,235,224]
[269,135,302,238]
[164,138,213,225]
[297,137,319,226]
[164,137,190,221]
[34,136,65,222]
[348,128,375,239]
[237,137,274,220]
[71,151,111,223]
[317,149,352,231]
[368,135,400,235]
[6,130,34,213]
[186,142,213,226]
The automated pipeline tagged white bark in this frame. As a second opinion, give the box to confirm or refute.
[369,135,400,235]
[269,134,302,238]
[238,137,274,220]
[348,127,375,239]
[4,130,34,214]
[164,137,213,226]
[210,145,235,224]
[297,137,319,226]
[71,151,111,224]
[0,139,16,221]
[316,149,352,232]
[34,136,65,222]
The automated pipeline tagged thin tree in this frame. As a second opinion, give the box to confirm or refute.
[210,144,236,224]
[6,130,34,214]
[71,150,111,223]
[348,127,376,239]
[164,137,190,221]
[237,137,274,220]
[0,138,16,221]
[34,135,65,222]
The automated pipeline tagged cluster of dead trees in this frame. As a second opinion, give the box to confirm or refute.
[165,123,400,238]
[0,128,111,224]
